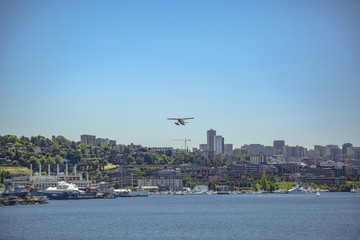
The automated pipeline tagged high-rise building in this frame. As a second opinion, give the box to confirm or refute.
[353,147,360,160]
[314,145,326,158]
[214,135,224,154]
[94,138,109,146]
[243,144,264,155]
[273,140,285,155]
[224,144,233,155]
[326,145,341,161]
[207,129,216,152]
[233,147,248,156]
[81,134,116,147]
[81,134,96,145]
[283,145,307,158]
[250,155,266,164]
[264,146,274,157]
[342,143,353,160]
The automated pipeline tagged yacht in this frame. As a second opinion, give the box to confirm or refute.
[114,189,149,197]
[44,181,80,199]
[287,186,307,194]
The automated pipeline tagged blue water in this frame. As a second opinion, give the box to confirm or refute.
[0,193,359,240]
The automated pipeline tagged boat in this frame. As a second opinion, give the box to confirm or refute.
[79,190,97,199]
[128,191,149,197]
[79,184,97,199]
[287,186,307,194]
[44,181,80,199]
[273,189,288,194]
[350,184,360,193]
[114,189,149,197]
[316,189,320,197]
[217,191,230,195]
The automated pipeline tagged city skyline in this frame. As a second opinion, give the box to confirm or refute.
[1,1,359,149]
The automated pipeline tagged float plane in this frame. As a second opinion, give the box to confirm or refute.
[167,117,194,126]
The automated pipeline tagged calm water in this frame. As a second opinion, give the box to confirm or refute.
[0,193,359,240]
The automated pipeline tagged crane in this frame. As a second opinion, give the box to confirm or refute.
[172,138,191,151]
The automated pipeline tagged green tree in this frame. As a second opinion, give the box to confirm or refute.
[144,153,154,165]
[114,181,120,189]
[39,137,47,148]
[67,149,81,165]
[7,135,19,144]
[165,149,173,157]
[260,175,269,191]
[54,155,62,164]
[123,146,130,156]
[183,176,196,189]
[269,182,276,192]
[109,149,118,158]
[28,156,39,170]
[101,144,110,156]
[208,180,217,191]
[0,170,12,183]
[27,144,35,153]
[98,158,108,170]
[46,156,56,169]
[55,136,70,148]
[255,183,261,192]
[51,142,61,156]
[94,171,103,182]
[39,156,46,165]
[159,154,168,165]
[135,157,144,165]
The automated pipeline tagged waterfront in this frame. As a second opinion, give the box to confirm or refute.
[0,193,359,240]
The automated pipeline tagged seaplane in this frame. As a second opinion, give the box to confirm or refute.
[167,117,194,126]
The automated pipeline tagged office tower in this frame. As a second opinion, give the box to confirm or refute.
[224,144,233,155]
[207,129,216,152]
[214,135,224,154]
[342,143,353,160]
[81,134,96,145]
[326,145,341,161]
[244,144,264,155]
[273,140,285,155]
[314,145,326,158]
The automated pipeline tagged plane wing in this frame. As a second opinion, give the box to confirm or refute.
[167,117,194,120]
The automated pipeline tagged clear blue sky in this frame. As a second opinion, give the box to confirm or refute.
[1,0,359,149]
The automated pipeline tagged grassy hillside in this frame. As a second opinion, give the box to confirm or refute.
[0,166,30,175]
[104,164,118,170]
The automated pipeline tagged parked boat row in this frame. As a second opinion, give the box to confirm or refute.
[42,181,149,199]
[0,196,48,206]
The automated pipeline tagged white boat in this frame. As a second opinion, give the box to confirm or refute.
[316,189,320,197]
[114,189,149,197]
[350,184,359,193]
[44,181,80,199]
[287,186,307,194]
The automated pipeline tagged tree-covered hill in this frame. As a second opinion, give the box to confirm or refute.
[0,135,225,175]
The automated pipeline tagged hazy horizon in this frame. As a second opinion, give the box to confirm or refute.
[1,1,359,150]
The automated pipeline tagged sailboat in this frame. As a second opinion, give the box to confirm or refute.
[316,189,320,197]
[350,183,359,193]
